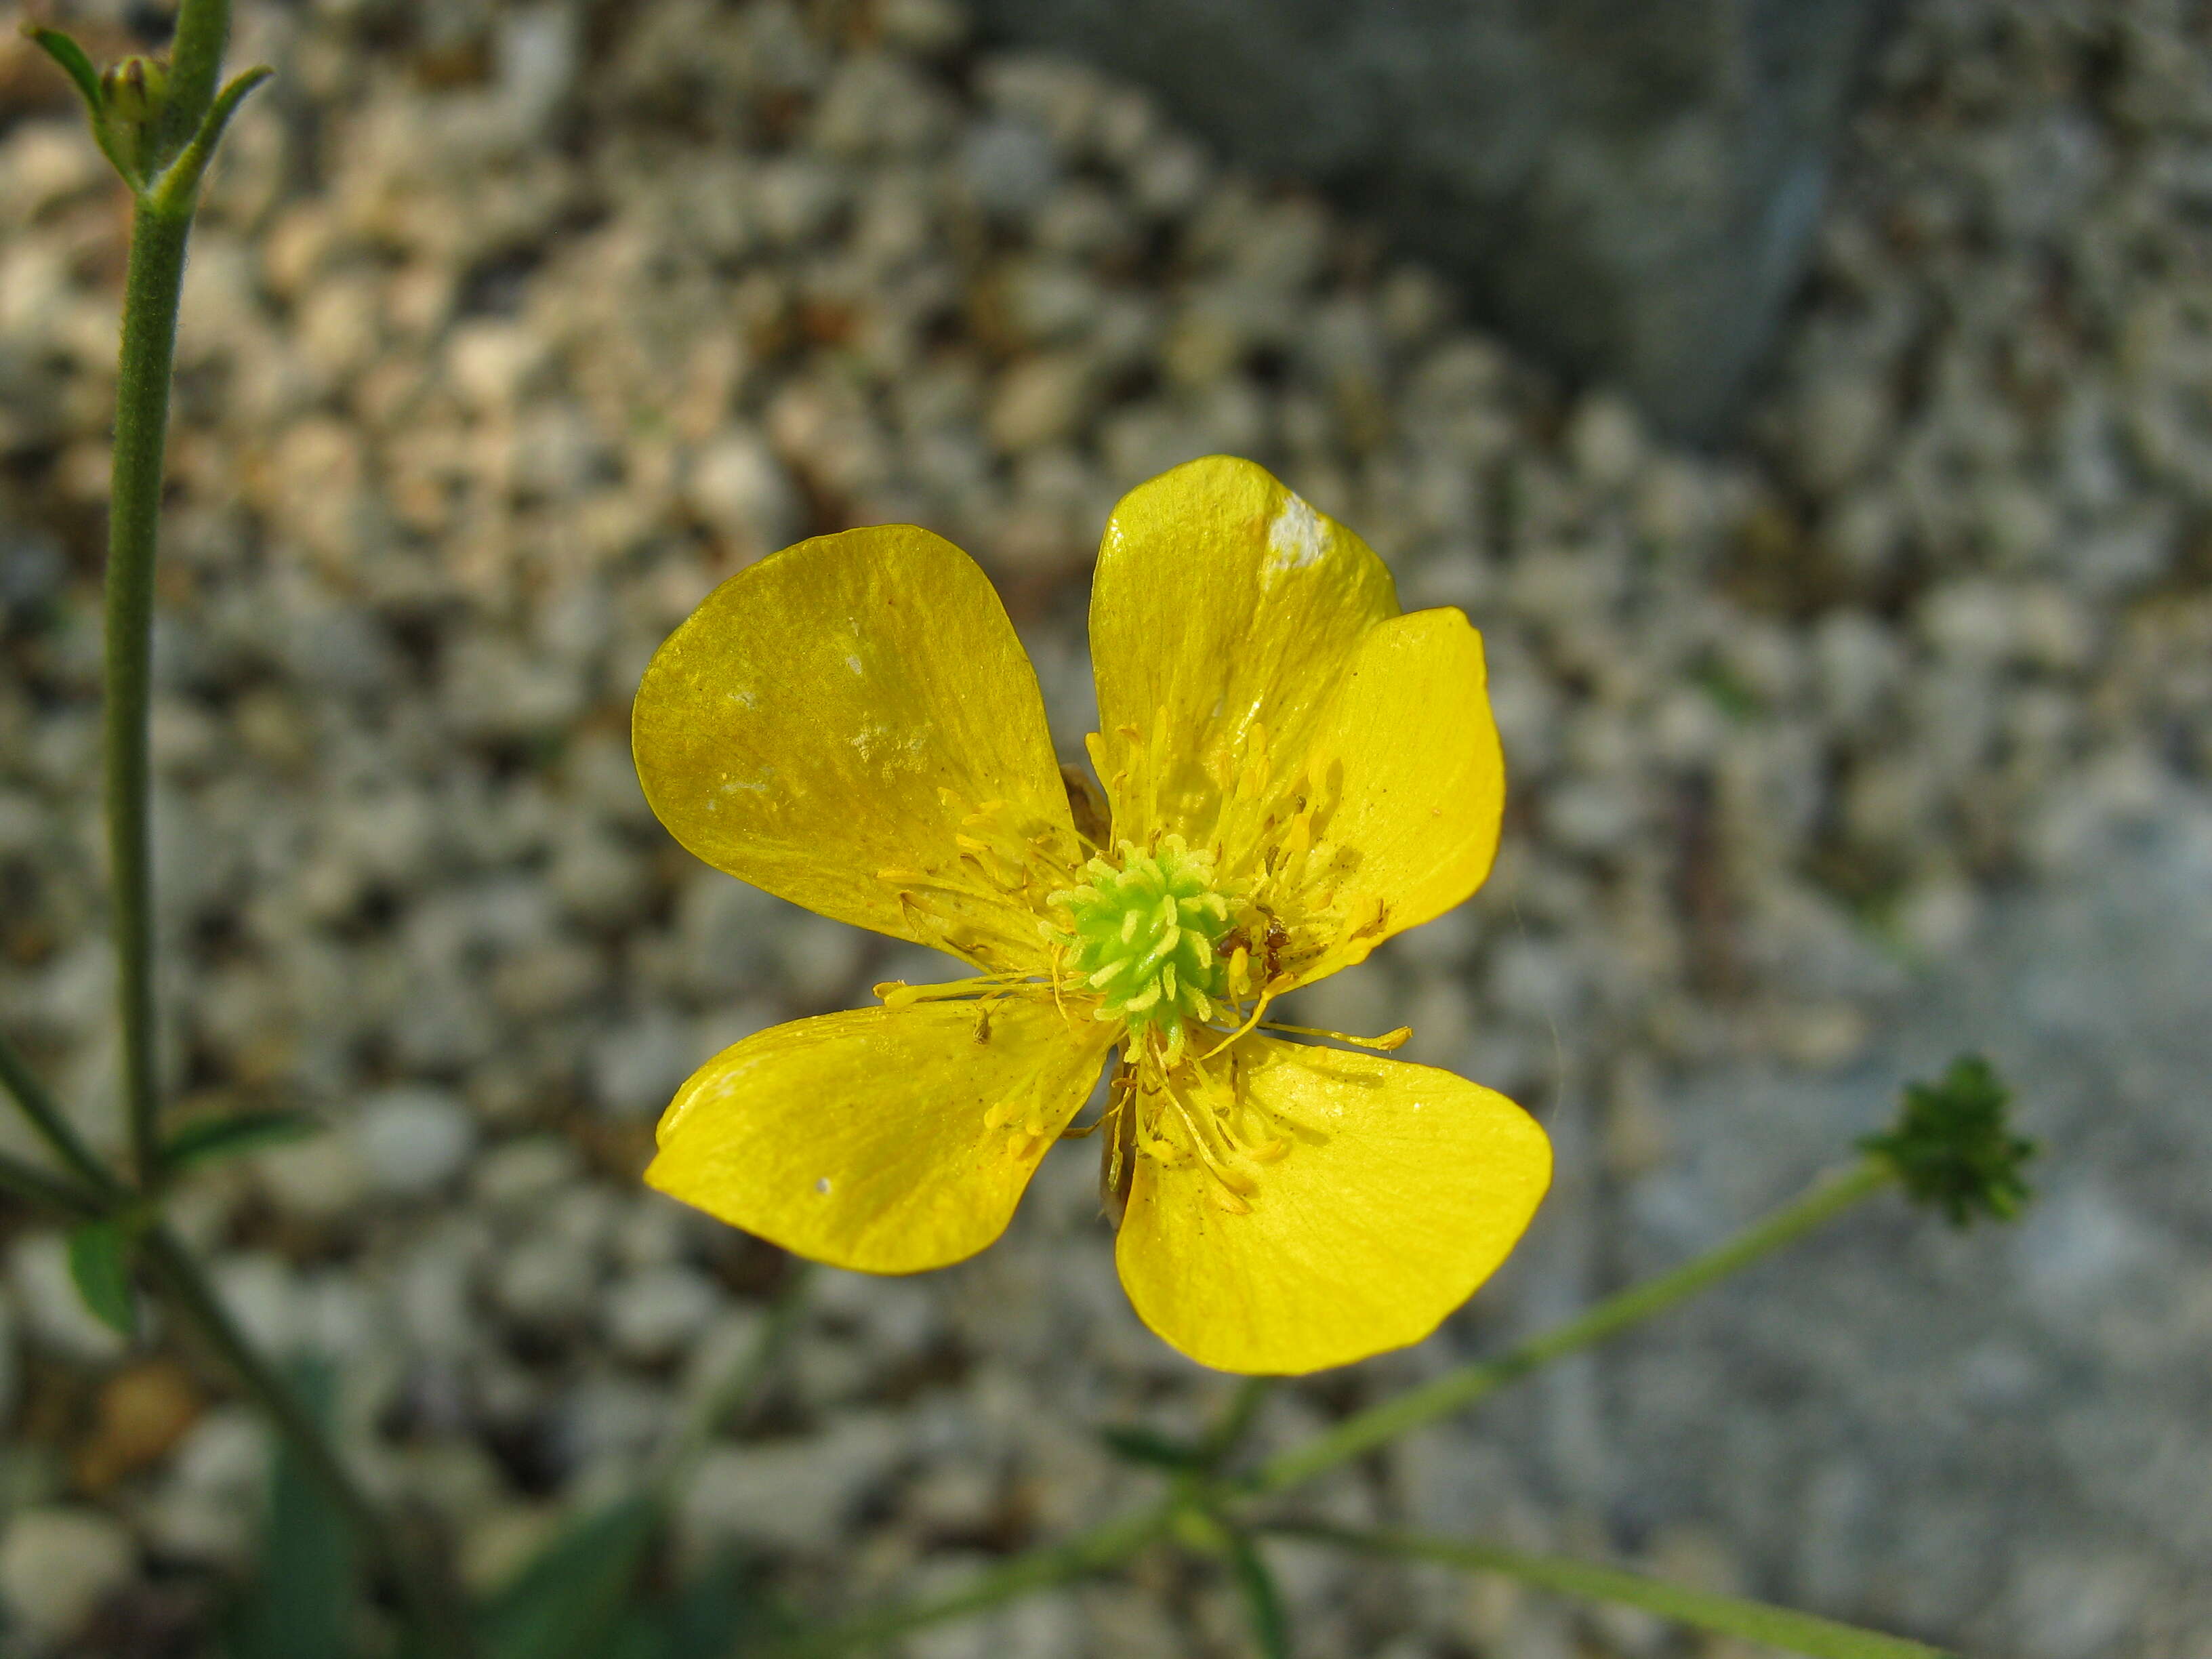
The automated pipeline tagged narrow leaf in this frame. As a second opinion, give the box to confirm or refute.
[483,1494,660,1659]
[163,1108,321,1174]
[1273,1524,1955,1659]
[66,1220,136,1337]
[24,28,104,117]
[148,65,272,216]
[1100,1425,1206,1471]
[228,1360,354,1659]
[1222,1529,1291,1659]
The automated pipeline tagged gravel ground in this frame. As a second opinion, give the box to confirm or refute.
[0,0,2207,1654]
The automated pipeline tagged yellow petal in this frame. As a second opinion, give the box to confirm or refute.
[1288,606,1507,983]
[1115,1038,1549,1374]
[634,527,1078,971]
[648,998,1115,1274]
[1088,457,1397,865]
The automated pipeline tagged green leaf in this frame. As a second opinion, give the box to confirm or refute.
[66,1220,137,1338]
[1222,1529,1291,1659]
[163,1108,321,1175]
[23,28,105,117]
[228,1360,355,1659]
[483,1495,661,1659]
[1100,1425,1207,1471]
[22,28,138,184]
[1271,1523,1956,1659]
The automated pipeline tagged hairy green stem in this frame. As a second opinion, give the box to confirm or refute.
[1266,1523,1955,1659]
[155,0,232,165]
[142,1227,480,1658]
[106,190,192,1187]
[0,1028,125,1197]
[1249,1158,1893,1495]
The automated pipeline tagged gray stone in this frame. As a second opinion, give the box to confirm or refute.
[679,1413,905,1553]
[356,1086,478,1197]
[602,1263,721,1363]
[968,0,1893,437]
[0,1506,135,1639]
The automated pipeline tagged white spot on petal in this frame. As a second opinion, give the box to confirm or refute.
[815,1176,832,1195]
[846,654,864,674]
[1265,494,1327,578]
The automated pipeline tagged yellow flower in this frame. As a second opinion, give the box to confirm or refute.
[632,455,1550,1374]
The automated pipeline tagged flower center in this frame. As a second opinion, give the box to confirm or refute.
[1052,836,1236,1050]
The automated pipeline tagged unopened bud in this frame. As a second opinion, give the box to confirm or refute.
[100,54,168,124]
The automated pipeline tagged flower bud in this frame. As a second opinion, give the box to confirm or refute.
[99,55,169,125]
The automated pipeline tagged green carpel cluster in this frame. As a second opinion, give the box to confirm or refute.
[1054,836,1235,1042]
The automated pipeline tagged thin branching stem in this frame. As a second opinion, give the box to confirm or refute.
[1247,1158,1893,1495]
[33,3,477,1651]
[758,1158,1896,1656]
[1264,1523,1955,1659]
[0,1027,125,1197]
[766,1498,1176,1658]
[651,1261,813,1500]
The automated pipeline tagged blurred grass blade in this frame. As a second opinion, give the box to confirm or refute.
[1100,1425,1206,1471]
[228,1359,354,1659]
[1222,1529,1291,1659]
[163,1107,321,1174]
[611,1551,794,1659]
[483,1494,659,1659]
[1270,1523,1955,1659]
[66,1219,137,1337]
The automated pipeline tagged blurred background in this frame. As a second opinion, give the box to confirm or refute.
[0,0,2207,1653]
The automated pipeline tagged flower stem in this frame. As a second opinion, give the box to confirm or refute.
[1248,1158,1893,1496]
[106,192,194,1187]
[1263,1523,1954,1659]
[140,1227,481,1658]
[154,0,232,165]
[766,1498,1176,1658]
[758,1158,1893,1655]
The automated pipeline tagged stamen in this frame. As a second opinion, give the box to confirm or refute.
[1196,977,1288,1060]
[1258,1020,1412,1052]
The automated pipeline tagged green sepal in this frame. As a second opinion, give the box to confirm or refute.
[1861,1054,2036,1227]
[162,1107,321,1176]
[66,1217,139,1338]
